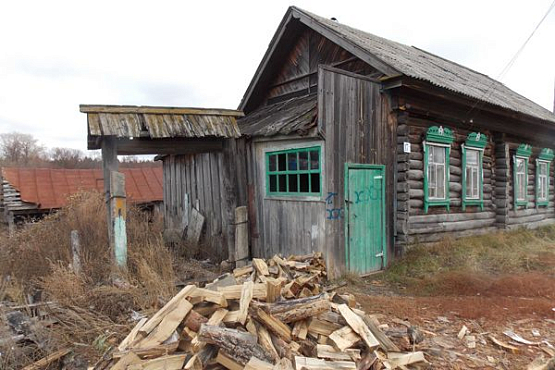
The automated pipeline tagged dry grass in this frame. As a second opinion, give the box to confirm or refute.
[0,191,184,368]
[384,226,555,297]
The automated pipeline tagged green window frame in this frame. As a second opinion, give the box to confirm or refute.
[461,132,487,211]
[266,146,322,197]
[536,148,554,207]
[513,143,532,209]
[423,126,454,213]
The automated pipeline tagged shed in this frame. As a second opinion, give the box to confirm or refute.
[79,105,245,261]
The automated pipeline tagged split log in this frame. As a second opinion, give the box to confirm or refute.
[21,348,72,370]
[238,281,254,325]
[252,258,270,276]
[316,344,361,361]
[244,357,274,370]
[183,310,208,332]
[329,326,361,351]
[250,307,292,342]
[294,356,356,370]
[336,304,379,350]
[260,294,330,323]
[197,324,273,365]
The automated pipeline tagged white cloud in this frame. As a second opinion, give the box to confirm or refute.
[0,0,553,151]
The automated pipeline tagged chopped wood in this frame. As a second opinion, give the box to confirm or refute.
[252,258,270,275]
[238,281,254,325]
[336,304,380,350]
[329,326,361,351]
[317,344,361,361]
[244,356,275,370]
[21,348,72,370]
[382,351,426,369]
[295,356,357,369]
[136,298,192,348]
[215,350,243,370]
[489,335,520,354]
[218,283,267,300]
[110,252,413,370]
[257,323,280,362]
[250,307,292,342]
[127,354,187,370]
[197,324,273,365]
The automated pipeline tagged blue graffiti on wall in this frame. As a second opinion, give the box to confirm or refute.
[325,192,344,220]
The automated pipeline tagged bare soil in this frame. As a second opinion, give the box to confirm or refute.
[342,272,555,369]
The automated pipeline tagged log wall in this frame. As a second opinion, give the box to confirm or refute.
[398,115,498,246]
[505,141,555,229]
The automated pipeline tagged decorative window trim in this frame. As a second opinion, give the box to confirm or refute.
[535,148,554,207]
[423,126,454,213]
[265,145,322,198]
[513,143,532,209]
[461,132,487,211]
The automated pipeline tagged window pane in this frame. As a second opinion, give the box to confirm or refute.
[287,153,297,171]
[310,173,320,193]
[278,174,287,192]
[299,151,309,170]
[278,154,287,171]
[269,155,276,172]
[465,167,472,197]
[428,163,436,198]
[433,146,445,162]
[436,164,445,198]
[269,175,277,192]
[310,150,319,170]
[288,174,298,192]
[540,163,547,175]
[467,150,478,165]
[299,174,309,192]
[516,158,525,173]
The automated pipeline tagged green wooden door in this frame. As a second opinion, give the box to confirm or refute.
[345,164,385,273]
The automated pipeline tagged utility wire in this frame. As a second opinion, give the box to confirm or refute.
[466,0,555,121]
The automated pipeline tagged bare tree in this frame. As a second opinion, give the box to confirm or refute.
[50,147,84,168]
[0,132,46,166]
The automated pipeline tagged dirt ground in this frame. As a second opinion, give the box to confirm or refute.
[343,273,555,369]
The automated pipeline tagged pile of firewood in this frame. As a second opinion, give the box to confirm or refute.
[106,253,427,369]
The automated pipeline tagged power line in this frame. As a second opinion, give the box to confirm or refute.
[466,0,555,121]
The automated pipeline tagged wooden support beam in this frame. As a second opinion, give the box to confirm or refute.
[110,171,127,268]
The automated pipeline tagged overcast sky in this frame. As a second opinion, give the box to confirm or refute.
[1,0,554,153]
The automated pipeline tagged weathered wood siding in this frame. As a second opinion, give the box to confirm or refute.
[247,139,326,260]
[163,140,247,261]
[262,28,380,107]
[320,67,395,277]
[397,117,497,245]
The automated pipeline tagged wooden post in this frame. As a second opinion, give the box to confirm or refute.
[70,230,81,274]
[101,137,119,238]
[110,171,127,268]
[7,211,15,237]
[234,206,248,267]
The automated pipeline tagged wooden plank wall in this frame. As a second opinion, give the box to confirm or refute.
[247,138,326,261]
[398,118,497,245]
[264,28,379,106]
[320,67,395,277]
[163,140,247,261]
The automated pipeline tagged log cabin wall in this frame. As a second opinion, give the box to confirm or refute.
[505,141,555,228]
[163,139,247,261]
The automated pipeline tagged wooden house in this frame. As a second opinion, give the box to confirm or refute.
[82,7,555,277]
[233,7,555,277]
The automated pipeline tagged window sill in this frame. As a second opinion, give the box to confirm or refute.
[265,195,323,202]
[424,199,450,213]
[462,199,484,211]
[536,201,548,207]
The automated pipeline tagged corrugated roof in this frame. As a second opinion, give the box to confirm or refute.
[2,167,163,210]
[292,7,555,123]
[238,94,317,137]
[81,105,243,149]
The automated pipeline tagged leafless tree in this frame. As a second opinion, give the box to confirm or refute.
[0,132,46,166]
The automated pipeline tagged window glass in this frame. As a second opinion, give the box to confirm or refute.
[427,145,447,200]
[516,158,526,201]
[266,147,321,196]
[538,162,548,202]
[465,149,480,200]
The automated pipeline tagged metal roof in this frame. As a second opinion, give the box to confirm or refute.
[81,105,243,149]
[238,94,317,137]
[2,167,163,210]
[292,7,555,124]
